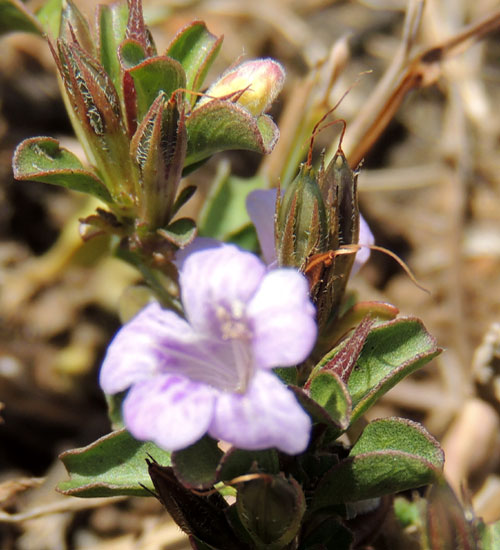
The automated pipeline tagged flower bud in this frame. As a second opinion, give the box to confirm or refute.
[276,163,329,270]
[197,59,285,117]
[307,148,360,327]
[276,148,366,332]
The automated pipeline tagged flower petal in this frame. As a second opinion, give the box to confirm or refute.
[99,302,194,394]
[123,374,216,451]
[247,269,317,368]
[209,370,311,454]
[246,188,278,266]
[352,213,374,275]
[180,244,266,336]
[174,237,223,270]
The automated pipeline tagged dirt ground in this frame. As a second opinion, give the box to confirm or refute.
[1,0,500,548]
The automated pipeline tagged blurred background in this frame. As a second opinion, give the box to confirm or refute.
[0,0,499,548]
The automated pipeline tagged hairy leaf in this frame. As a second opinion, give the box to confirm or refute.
[13,137,112,202]
[58,429,171,497]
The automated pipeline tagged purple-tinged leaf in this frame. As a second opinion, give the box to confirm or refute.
[312,418,443,509]
[125,0,155,56]
[290,383,349,434]
[57,428,171,497]
[130,92,187,227]
[52,39,137,198]
[166,20,223,102]
[60,0,94,56]
[119,38,146,69]
[13,137,112,202]
[347,317,441,423]
[307,371,352,430]
[127,56,186,123]
[318,315,375,383]
[119,39,147,135]
[147,459,241,549]
[97,1,128,91]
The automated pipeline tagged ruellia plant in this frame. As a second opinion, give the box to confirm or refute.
[6,0,499,547]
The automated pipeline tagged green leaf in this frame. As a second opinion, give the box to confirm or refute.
[130,92,186,228]
[58,429,171,497]
[166,20,222,101]
[273,367,297,386]
[198,161,266,241]
[53,40,137,198]
[157,218,196,247]
[60,0,94,56]
[290,386,345,436]
[350,418,443,465]
[185,102,279,167]
[217,448,279,482]
[393,496,422,528]
[98,1,129,92]
[171,436,223,489]
[13,137,112,202]
[347,317,441,423]
[119,39,146,69]
[312,418,443,509]
[0,0,43,36]
[36,0,62,37]
[105,392,125,429]
[128,56,186,123]
[315,315,375,383]
[478,519,500,550]
[236,475,305,550]
[309,371,351,429]
[300,516,353,550]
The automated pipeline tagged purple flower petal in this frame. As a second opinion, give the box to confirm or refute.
[209,370,311,454]
[180,245,266,336]
[99,303,194,395]
[246,189,278,266]
[247,269,317,368]
[123,374,216,451]
[352,214,374,275]
[174,237,223,270]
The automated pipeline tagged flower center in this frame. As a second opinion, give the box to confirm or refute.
[216,300,249,340]
[216,300,253,393]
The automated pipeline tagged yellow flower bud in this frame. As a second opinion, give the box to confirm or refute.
[197,59,285,117]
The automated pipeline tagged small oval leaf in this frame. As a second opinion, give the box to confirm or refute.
[171,435,223,490]
[166,20,223,100]
[128,56,186,123]
[13,137,112,202]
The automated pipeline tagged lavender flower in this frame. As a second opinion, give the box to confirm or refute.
[100,244,316,454]
[246,188,374,273]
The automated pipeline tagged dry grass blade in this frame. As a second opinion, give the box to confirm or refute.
[343,4,500,168]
